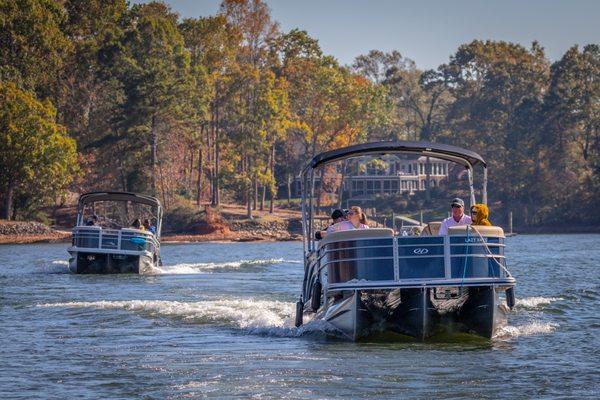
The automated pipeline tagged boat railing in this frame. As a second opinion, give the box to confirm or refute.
[307,226,512,297]
[71,226,159,254]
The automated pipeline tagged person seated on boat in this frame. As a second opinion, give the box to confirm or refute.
[328,206,370,232]
[85,214,99,226]
[470,203,492,226]
[146,218,157,235]
[143,219,153,234]
[131,218,146,231]
[439,198,472,235]
[315,209,347,240]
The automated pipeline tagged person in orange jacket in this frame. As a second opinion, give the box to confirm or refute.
[470,203,492,226]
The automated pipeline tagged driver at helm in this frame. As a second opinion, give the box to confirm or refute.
[439,198,472,235]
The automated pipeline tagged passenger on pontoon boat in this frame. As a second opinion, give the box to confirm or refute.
[328,206,369,232]
[85,214,99,226]
[146,218,157,235]
[471,203,492,226]
[315,209,348,240]
[439,198,472,235]
[131,218,145,230]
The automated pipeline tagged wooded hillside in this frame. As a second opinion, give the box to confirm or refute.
[0,0,598,228]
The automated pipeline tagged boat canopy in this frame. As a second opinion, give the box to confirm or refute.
[300,141,488,254]
[76,191,163,230]
[305,140,486,171]
[77,192,161,208]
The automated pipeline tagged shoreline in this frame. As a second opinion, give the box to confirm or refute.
[2,230,600,245]
[0,231,302,245]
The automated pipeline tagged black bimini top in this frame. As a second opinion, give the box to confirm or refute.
[307,141,486,170]
[77,191,161,208]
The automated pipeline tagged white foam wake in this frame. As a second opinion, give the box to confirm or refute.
[152,258,292,274]
[38,298,291,328]
[495,321,558,339]
[37,260,70,274]
[515,296,563,310]
[37,298,337,337]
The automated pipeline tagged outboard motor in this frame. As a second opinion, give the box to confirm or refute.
[310,280,322,311]
[506,287,515,309]
[295,299,304,327]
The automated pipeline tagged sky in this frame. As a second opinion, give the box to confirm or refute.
[131,0,600,70]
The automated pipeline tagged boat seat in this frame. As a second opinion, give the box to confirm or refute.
[421,221,441,236]
[318,228,394,248]
[448,225,505,237]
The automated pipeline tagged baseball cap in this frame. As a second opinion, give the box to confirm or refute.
[451,198,464,208]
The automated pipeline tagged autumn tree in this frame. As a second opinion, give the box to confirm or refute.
[180,15,240,206]
[0,82,77,219]
[114,2,191,202]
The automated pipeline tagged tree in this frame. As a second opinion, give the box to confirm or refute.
[541,44,600,224]
[440,40,550,223]
[180,15,240,206]
[114,2,191,200]
[0,0,72,98]
[0,82,77,219]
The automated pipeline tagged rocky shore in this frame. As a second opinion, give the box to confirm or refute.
[0,217,302,245]
[0,221,71,244]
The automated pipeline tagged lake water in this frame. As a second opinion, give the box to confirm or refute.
[1,235,599,399]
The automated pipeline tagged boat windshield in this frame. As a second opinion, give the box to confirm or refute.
[303,151,483,250]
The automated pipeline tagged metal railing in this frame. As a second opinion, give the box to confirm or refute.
[71,226,159,254]
[315,234,508,285]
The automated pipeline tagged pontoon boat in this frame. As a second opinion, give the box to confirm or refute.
[68,192,162,274]
[295,141,516,340]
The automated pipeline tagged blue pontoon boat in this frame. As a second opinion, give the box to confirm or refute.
[295,141,515,340]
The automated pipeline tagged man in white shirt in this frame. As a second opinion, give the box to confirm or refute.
[439,198,472,235]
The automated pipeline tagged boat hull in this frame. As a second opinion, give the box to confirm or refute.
[321,286,508,341]
[68,251,156,274]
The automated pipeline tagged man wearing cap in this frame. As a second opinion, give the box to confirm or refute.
[439,198,472,235]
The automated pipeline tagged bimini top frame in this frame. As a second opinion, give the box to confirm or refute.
[76,191,163,234]
[300,141,488,255]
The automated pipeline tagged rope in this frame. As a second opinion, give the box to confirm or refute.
[468,225,512,278]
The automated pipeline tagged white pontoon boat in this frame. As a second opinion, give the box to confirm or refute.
[68,192,162,274]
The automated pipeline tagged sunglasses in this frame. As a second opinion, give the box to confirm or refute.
[470,210,478,215]
[451,205,463,209]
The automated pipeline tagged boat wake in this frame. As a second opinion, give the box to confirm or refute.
[36,298,336,337]
[36,260,70,274]
[491,296,562,340]
[36,295,562,340]
[515,296,563,310]
[495,321,558,339]
[150,258,299,274]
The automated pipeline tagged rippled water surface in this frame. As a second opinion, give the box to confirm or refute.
[1,235,599,399]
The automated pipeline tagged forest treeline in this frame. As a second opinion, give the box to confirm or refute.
[0,0,598,227]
